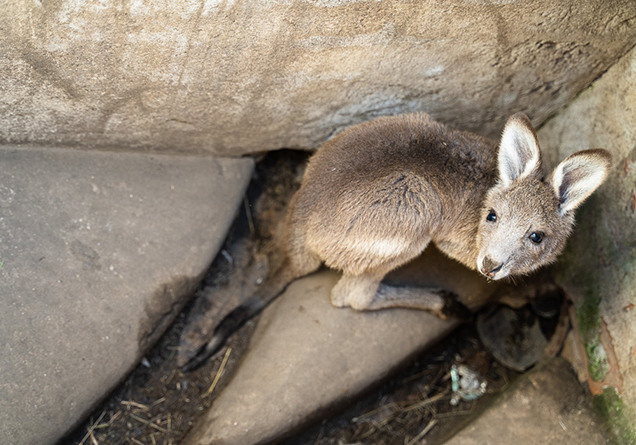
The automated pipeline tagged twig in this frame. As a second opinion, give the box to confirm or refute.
[79,411,106,445]
[406,419,437,445]
[150,397,166,407]
[202,347,232,398]
[353,402,399,422]
[401,389,449,413]
[434,407,475,419]
[94,410,122,429]
[402,367,438,384]
[244,195,255,237]
[121,400,149,411]
[129,413,168,433]
[357,426,377,439]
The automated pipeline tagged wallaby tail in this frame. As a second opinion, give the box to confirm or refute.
[182,262,299,372]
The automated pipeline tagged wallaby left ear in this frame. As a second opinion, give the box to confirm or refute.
[498,113,543,187]
[550,149,612,215]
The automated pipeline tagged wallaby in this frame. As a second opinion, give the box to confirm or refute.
[188,112,611,367]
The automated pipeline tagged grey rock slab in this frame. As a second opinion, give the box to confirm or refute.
[1,1,636,155]
[183,269,460,445]
[0,145,253,445]
[446,358,610,444]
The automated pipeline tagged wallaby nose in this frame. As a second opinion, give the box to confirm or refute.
[481,257,503,278]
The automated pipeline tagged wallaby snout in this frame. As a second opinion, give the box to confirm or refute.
[480,257,502,278]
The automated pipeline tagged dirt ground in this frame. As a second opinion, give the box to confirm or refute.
[61,308,520,445]
[61,150,560,445]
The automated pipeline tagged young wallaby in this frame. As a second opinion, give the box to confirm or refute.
[192,112,611,365]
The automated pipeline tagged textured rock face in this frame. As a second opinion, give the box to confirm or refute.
[538,45,636,441]
[1,0,636,155]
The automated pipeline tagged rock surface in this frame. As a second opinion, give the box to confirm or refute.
[538,44,636,441]
[183,270,457,445]
[1,1,636,155]
[0,145,253,445]
[446,358,609,444]
[182,244,508,445]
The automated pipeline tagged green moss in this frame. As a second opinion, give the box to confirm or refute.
[584,342,609,381]
[593,388,636,444]
[576,290,609,381]
[576,292,601,334]
[554,196,614,382]
[553,190,636,441]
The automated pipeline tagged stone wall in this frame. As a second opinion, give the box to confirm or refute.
[1,0,636,155]
[538,45,636,442]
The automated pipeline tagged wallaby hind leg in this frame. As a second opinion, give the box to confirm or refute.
[330,235,440,312]
[184,242,321,371]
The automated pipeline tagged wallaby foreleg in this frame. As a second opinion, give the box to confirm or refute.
[372,284,468,319]
[331,273,470,320]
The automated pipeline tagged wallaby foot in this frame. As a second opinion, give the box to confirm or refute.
[183,252,321,371]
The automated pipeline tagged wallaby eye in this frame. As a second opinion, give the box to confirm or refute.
[486,210,497,222]
[529,232,544,244]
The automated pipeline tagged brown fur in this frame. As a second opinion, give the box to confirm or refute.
[280,112,611,313]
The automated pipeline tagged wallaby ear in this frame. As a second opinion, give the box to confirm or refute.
[498,113,542,186]
[550,149,612,215]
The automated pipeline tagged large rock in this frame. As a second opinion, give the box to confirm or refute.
[183,271,457,445]
[183,246,502,445]
[447,358,609,444]
[0,145,253,445]
[538,45,636,441]
[1,1,635,155]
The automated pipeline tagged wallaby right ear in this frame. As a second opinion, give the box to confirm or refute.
[550,149,612,215]
[498,113,542,187]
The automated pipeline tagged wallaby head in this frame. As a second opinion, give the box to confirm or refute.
[476,113,612,280]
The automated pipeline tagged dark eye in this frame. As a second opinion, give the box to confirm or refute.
[529,232,544,244]
[486,210,497,222]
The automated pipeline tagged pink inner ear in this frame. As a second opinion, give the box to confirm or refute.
[498,118,541,186]
[552,151,611,214]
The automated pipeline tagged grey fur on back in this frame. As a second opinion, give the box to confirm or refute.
[289,113,499,272]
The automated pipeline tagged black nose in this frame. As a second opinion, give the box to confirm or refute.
[481,257,502,277]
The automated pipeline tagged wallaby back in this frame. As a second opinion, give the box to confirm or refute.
[287,113,501,274]
[288,112,611,281]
